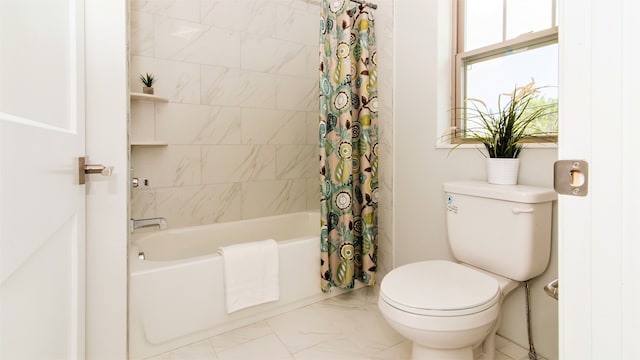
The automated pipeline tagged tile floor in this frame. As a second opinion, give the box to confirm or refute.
[146,287,546,360]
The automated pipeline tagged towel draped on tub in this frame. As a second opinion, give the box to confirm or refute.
[218,239,280,313]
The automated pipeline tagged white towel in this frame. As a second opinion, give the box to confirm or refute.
[218,239,280,313]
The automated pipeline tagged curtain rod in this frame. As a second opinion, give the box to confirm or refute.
[350,0,377,10]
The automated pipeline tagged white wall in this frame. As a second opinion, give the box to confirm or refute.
[393,0,558,358]
[85,0,129,358]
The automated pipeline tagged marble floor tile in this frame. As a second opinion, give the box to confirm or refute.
[293,336,381,360]
[265,304,344,353]
[495,335,548,360]
[146,339,217,360]
[150,287,544,360]
[369,340,412,360]
[216,334,294,360]
[208,321,273,354]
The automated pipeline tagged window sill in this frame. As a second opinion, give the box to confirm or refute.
[435,142,558,150]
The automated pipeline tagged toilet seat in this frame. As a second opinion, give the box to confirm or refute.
[380,260,500,317]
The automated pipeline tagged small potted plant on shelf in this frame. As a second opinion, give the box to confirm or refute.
[447,79,557,185]
[139,73,156,95]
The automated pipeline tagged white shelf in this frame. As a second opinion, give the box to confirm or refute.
[130,93,169,102]
[130,141,168,146]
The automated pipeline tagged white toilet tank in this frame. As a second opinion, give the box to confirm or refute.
[443,181,557,281]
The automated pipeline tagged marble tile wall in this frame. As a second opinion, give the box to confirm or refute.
[129,0,394,282]
[129,0,320,227]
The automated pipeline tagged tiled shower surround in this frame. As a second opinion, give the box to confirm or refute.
[129,0,393,277]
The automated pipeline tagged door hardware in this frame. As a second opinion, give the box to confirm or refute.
[554,160,588,196]
[78,156,113,184]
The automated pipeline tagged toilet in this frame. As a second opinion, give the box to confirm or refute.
[378,181,556,360]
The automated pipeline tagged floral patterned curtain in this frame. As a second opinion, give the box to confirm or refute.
[319,0,378,291]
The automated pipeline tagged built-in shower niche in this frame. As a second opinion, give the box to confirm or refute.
[130,92,168,146]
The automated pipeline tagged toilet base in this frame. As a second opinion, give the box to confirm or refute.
[412,343,472,360]
[406,328,499,360]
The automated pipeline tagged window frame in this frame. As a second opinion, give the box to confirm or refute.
[451,0,559,144]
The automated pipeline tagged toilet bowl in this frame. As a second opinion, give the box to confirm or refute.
[378,181,556,360]
[379,260,516,359]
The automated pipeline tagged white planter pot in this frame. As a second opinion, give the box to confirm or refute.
[486,158,520,185]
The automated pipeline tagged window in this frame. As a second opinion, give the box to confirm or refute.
[453,0,559,141]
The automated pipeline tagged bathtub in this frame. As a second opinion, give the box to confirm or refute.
[129,211,349,359]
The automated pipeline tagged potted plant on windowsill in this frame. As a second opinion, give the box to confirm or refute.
[139,72,156,95]
[447,80,558,185]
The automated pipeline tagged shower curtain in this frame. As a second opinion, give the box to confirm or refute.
[319,0,378,291]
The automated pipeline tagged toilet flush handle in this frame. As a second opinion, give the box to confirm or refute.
[512,207,534,215]
[544,279,559,300]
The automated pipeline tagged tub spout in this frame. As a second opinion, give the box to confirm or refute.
[130,217,168,232]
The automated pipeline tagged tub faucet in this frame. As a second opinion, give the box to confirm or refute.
[130,217,168,232]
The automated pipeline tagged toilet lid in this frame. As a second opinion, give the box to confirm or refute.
[380,260,501,316]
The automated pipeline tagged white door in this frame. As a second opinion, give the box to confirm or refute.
[0,0,87,358]
[559,0,640,358]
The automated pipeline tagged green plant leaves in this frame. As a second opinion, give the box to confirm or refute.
[450,81,558,158]
[139,73,155,87]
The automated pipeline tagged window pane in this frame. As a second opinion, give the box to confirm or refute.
[464,43,558,134]
[506,0,553,40]
[465,0,503,51]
